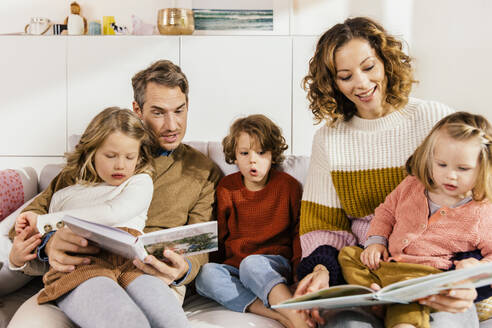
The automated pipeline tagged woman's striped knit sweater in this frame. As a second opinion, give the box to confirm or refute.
[296,98,453,284]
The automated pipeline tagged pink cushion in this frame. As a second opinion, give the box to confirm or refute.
[0,169,24,221]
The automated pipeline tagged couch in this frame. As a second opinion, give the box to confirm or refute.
[1,141,491,328]
[0,141,308,328]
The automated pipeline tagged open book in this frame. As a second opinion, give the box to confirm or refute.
[273,261,492,310]
[62,215,218,261]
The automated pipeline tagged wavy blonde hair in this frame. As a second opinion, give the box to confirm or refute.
[62,107,158,184]
[304,16,416,125]
[406,112,492,202]
[222,114,288,166]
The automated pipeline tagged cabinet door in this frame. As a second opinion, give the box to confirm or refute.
[292,36,320,156]
[0,36,66,156]
[67,36,180,138]
[181,36,292,150]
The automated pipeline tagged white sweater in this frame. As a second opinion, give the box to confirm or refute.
[36,173,153,233]
[299,98,454,259]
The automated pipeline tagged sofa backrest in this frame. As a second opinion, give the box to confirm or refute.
[40,141,310,191]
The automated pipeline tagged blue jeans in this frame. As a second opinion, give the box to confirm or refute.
[195,254,291,312]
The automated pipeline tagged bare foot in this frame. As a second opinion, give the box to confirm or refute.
[247,298,292,328]
[393,324,416,328]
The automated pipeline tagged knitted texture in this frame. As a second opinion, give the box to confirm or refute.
[22,143,222,286]
[36,173,153,233]
[214,169,302,275]
[298,98,454,279]
[369,175,492,270]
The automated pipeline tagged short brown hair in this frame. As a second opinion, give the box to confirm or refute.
[222,114,288,166]
[304,17,416,125]
[62,107,158,184]
[132,60,189,109]
[406,112,492,201]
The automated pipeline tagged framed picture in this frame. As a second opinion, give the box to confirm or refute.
[192,0,290,35]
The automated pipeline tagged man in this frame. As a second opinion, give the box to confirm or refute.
[8,60,222,327]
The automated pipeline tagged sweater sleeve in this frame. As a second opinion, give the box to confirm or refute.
[477,204,492,262]
[35,174,153,233]
[296,244,345,285]
[289,179,302,278]
[9,172,74,240]
[181,163,223,285]
[297,129,355,279]
[210,182,231,264]
[367,181,401,239]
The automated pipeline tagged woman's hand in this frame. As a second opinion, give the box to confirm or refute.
[133,249,189,285]
[9,226,42,268]
[293,265,330,327]
[419,288,477,312]
[454,258,480,269]
[15,211,39,234]
[361,244,388,270]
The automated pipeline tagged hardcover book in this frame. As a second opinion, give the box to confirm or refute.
[62,215,218,261]
[273,261,492,310]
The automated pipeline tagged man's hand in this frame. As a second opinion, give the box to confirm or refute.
[9,227,42,268]
[133,249,189,285]
[15,211,39,234]
[361,244,388,270]
[293,265,330,327]
[45,226,99,272]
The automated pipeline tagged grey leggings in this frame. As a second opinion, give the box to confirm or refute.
[56,275,190,328]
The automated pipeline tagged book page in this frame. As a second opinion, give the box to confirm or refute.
[63,215,146,260]
[281,285,374,304]
[140,221,218,260]
[379,261,492,303]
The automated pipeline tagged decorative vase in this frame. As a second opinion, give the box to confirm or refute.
[157,8,194,35]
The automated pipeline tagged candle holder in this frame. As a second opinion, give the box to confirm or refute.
[157,8,194,35]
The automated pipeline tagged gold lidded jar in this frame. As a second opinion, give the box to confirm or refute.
[157,8,194,35]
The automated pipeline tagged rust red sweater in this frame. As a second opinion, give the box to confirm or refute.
[213,169,302,276]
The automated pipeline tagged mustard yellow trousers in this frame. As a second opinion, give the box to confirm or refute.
[339,246,442,328]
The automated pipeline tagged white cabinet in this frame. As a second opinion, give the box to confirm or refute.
[67,36,180,137]
[292,36,319,156]
[0,36,66,156]
[181,36,293,151]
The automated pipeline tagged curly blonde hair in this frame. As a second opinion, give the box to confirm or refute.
[222,114,288,166]
[62,107,158,184]
[406,112,492,202]
[304,16,416,125]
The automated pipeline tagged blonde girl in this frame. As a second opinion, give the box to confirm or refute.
[9,107,190,328]
[339,111,492,328]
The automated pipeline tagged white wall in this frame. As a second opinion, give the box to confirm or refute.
[1,0,492,175]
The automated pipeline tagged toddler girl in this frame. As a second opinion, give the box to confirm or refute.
[339,111,492,328]
[10,107,190,328]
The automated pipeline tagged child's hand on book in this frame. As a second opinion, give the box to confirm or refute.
[361,244,388,270]
[15,211,39,234]
[9,226,42,268]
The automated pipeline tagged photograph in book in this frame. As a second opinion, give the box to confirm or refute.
[141,225,219,259]
[272,261,492,310]
[62,215,218,261]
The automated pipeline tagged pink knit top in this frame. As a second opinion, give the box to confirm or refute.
[368,175,492,269]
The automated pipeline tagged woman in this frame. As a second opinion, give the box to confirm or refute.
[294,16,480,328]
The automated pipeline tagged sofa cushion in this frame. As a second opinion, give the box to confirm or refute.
[0,170,24,222]
[184,294,283,328]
